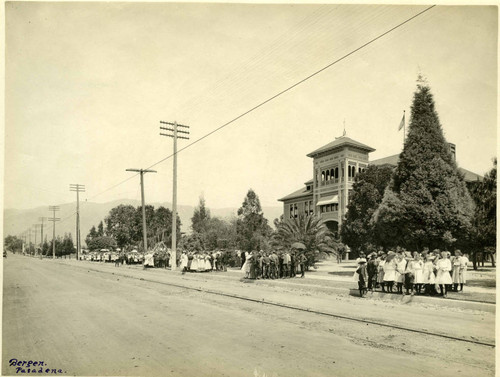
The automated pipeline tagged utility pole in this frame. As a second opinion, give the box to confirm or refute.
[70,184,85,260]
[38,217,46,254]
[32,224,40,255]
[126,169,156,254]
[48,206,60,259]
[28,228,32,255]
[160,120,190,271]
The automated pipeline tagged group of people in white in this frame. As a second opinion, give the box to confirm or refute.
[355,249,469,298]
[179,251,226,273]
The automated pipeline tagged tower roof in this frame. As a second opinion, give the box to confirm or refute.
[306,136,375,158]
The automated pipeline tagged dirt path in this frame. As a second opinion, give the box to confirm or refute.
[3,255,495,376]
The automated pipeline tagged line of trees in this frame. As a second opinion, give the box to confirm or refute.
[4,234,75,258]
[85,205,181,252]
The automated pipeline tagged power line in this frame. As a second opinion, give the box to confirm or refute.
[145,5,435,170]
[79,5,437,201]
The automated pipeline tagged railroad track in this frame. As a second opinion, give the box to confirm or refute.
[57,260,496,349]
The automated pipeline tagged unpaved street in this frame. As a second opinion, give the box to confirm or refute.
[3,255,495,377]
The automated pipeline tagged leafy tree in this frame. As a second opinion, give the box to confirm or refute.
[236,189,272,251]
[273,215,338,268]
[97,221,105,236]
[85,226,99,248]
[105,204,139,248]
[178,232,206,252]
[273,214,284,229]
[61,233,75,257]
[204,217,237,250]
[4,235,23,253]
[373,77,474,251]
[41,239,50,256]
[148,206,181,248]
[191,196,211,233]
[468,158,496,268]
[340,165,392,254]
[86,236,117,251]
[49,234,74,258]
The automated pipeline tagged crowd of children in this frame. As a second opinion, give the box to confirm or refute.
[355,249,469,298]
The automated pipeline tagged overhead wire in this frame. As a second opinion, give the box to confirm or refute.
[144,5,436,171]
[35,5,437,215]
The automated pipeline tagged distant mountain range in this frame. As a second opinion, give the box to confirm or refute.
[3,199,283,244]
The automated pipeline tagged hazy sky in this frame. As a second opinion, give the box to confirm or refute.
[4,3,497,214]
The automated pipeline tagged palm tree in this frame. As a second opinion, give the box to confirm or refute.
[273,215,339,268]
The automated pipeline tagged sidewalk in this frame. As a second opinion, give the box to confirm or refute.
[50,255,496,310]
[225,257,496,306]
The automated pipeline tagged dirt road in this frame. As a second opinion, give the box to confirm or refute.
[3,255,495,376]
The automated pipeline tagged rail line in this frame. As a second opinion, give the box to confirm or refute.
[67,261,496,349]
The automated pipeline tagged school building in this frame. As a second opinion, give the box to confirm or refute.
[278,136,482,237]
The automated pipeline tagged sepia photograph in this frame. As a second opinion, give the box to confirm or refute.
[2,2,497,376]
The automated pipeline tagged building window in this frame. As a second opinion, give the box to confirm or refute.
[309,201,313,215]
[326,170,330,181]
[294,204,298,218]
[321,171,325,182]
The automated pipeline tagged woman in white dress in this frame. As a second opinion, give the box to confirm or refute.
[204,253,212,271]
[180,251,188,273]
[422,254,436,295]
[435,251,453,298]
[456,251,469,292]
[409,252,424,294]
[395,253,407,294]
[241,251,251,278]
[383,253,397,293]
[451,250,462,291]
[190,252,199,272]
[197,254,206,272]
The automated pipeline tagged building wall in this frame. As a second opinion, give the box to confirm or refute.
[312,146,368,226]
[282,196,314,221]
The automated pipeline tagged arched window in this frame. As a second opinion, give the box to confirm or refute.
[321,171,325,182]
[335,167,339,178]
[330,168,334,180]
[326,170,330,181]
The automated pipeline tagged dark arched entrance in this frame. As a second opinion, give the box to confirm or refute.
[324,220,338,235]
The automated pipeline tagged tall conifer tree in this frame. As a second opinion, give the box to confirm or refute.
[373,77,474,251]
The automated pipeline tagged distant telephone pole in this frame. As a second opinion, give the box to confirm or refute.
[126,169,156,254]
[48,206,60,259]
[38,217,46,253]
[32,224,40,255]
[160,120,190,271]
[70,184,85,260]
[28,228,32,255]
